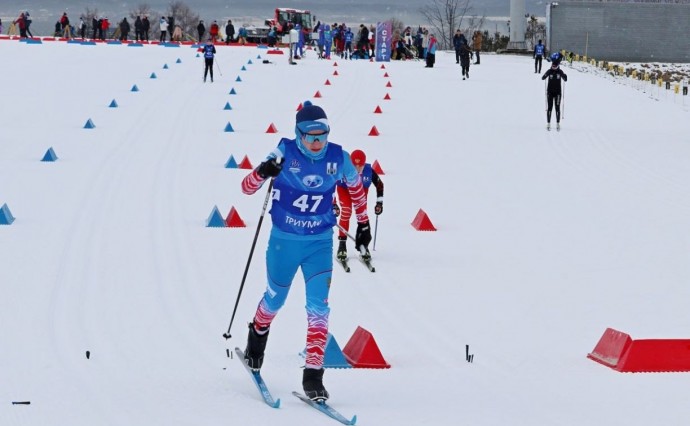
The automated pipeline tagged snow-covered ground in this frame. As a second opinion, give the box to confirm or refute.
[2,39,690,426]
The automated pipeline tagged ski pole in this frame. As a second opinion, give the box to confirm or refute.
[215,58,223,76]
[373,215,379,251]
[222,178,274,340]
[562,81,565,120]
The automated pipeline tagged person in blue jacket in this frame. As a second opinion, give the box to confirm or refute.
[343,27,354,59]
[534,39,545,73]
[201,38,216,82]
[294,24,304,58]
[240,101,372,401]
[323,25,333,59]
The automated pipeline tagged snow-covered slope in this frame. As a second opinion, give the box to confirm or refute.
[2,39,690,426]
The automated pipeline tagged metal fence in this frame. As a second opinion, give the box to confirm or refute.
[547,1,690,62]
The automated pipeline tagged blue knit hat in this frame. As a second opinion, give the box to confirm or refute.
[296,101,329,133]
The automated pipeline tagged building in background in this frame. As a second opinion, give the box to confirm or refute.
[547,0,690,62]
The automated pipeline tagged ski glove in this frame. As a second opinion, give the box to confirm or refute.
[374,202,383,216]
[257,158,283,179]
[332,203,340,217]
[355,221,372,252]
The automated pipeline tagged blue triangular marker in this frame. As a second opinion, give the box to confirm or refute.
[0,203,15,225]
[150,72,157,79]
[206,206,226,227]
[247,59,253,64]
[176,58,182,63]
[229,88,237,95]
[109,99,118,108]
[224,122,234,132]
[225,155,238,168]
[131,84,139,92]
[163,63,169,69]
[41,147,58,162]
[241,65,247,71]
[223,102,232,110]
[257,54,262,59]
[196,53,200,57]
[298,333,352,369]
[322,334,352,368]
[235,76,242,82]
[84,118,95,129]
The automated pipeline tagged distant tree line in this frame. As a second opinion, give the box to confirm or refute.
[417,0,544,51]
[81,2,200,41]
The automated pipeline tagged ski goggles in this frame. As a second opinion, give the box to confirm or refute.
[302,131,329,144]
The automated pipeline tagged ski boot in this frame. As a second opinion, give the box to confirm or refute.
[546,123,551,131]
[303,368,329,401]
[556,122,561,131]
[244,322,269,371]
[358,245,372,262]
[336,237,347,261]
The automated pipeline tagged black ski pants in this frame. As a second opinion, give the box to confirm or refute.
[204,58,214,81]
[535,56,543,73]
[546,92,562,123]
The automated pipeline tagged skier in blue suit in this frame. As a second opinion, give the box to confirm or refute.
[240,101,371,401]
[295,23,304,58]
[323,24,333,59]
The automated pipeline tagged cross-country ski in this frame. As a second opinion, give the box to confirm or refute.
[292,391,357,425]
[234,348,280,408]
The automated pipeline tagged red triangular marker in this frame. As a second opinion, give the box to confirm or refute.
[314,90,322,98]
[411,209,437,231]
[368,126,379,136]
[380,64,386,69]
[226,206,247,227]
[383,93,391,100]
[386,81,392,87]
[383,72,389,77]
[333,70,339,76]
[266,123,278,133]
[296,102,303,111]
[372,160,384,175]
[342,326,391,368]
[239,155,253,169]
[374,105,382,114]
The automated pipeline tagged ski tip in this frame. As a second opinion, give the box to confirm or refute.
[273,398,281,409]
[350,414,357,425]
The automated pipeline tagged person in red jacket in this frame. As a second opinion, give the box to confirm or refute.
[101,17,110,40]
[209,20,220,41]
[60,12,71,38]
[333,149,384,260]
[14,13,27,38]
